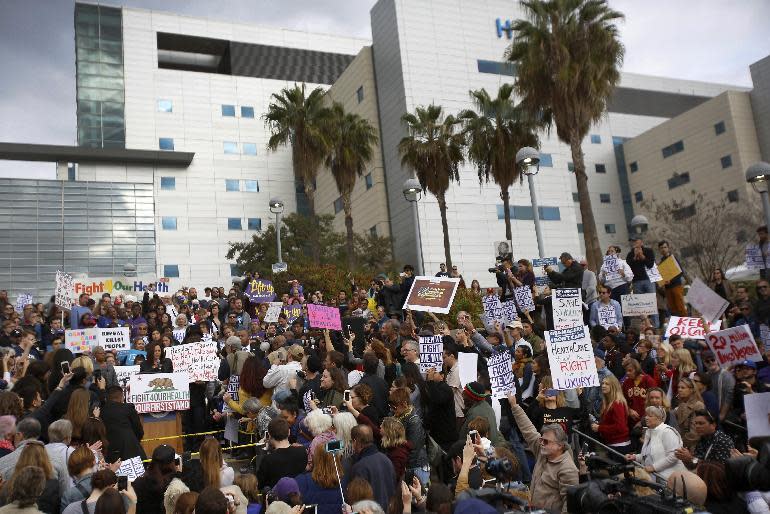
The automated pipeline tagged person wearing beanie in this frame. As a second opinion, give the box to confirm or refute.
[458,382,505,447]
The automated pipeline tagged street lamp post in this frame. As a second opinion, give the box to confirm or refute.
[629,214,649,237]
[516,147,545,259]
[746,162,770,230]
[269,198,284,263]
[402,178,424,275]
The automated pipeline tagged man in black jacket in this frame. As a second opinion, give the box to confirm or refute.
[626,236,660,327]
[358,353,388,418]
[545,252,584,289]
[100,386,145,462]
[348,424,396,509]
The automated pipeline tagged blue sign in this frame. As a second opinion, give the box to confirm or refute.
[533,257,558,268]
[496,18,513,39]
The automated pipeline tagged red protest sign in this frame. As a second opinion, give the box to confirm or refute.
[663,316,721,340]
[705,325,762,367]
[307,304,342,331]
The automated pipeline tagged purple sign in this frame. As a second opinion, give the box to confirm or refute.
[244,279,276,304]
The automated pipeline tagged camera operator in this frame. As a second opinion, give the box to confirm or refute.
[492,255,517,303]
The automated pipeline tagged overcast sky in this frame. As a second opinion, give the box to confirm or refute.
[1,0,768,179]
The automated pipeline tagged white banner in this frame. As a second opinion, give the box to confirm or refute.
[513,286,535,313]
[664,316,721,340]
[552,288,583,329]
[685,278,729,323]
[418,336,444,374]
[621,293,658,316]
[264,302,283,323]
[545,325,599,390]
[164,341,219,382]
[127,372,190,413]
[487,350,516,399]
[704,325,762,366]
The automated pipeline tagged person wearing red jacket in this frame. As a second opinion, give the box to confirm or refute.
[622,358,657,425]
[591,374,631,459]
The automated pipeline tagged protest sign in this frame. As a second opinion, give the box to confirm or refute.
[646,264,663,283]
[403,276,460,314]
[501,300,518,324]
[704,325,762,366]
[760,324,770,352]
[552,288,583,329]
[602,256,623,282]
[598,304,619,329]
[244,279,276,304]
[482,295,517,325]
[70,276,175,297]
[282,304,303,324]
[307,303,342,331]
[513,286,535,313]
[487,350,516,399]
[117,350,146,365]
[685,278,729,323]
[658,256,682,283]
[55,270,76,309]
[746,243,766,270]
[97,327,130,352]
[127,372,190,413]
[545,325,599,390]
[532,257,558,268]
[116,456,145,482]
[65,329,99,354]
[264,302,283,323]
[114,365,140,386]
[458,352,478,388]
[621,293,657,316]
[164,341,219,382]
[745,392,770,440]
[664,316,721,340]
[418,336,444,374]
[14,293,32,313]
[223,374,240,414]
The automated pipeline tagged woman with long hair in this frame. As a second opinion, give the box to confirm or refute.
[295,445,344,514]
[2,466,46,514]
[139,342,173,373]
[60,445,96,508]
[94,486,136,514]
[331,412,357,460]
[392,362,426,419]
[528,376,579,434]
[199,438,234,489]
[318,369,346,410]
[669,349,696,405]
[389,388,428,486]
[369,340,399,385]
[6,443,59,513]
[81,417,110,465]
[469,280,481,295]
[380,417,412,481]
[223,356,270,412]
[132,445,179,514]
[591,375,631,458]
[65,388,96,444]
[673,377,705,449]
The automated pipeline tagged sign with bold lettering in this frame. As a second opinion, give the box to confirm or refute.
[664,316,721,340]
[282,304,303,324]
[55,270,76,309]
[116,456,145,482]
[746,243,766,270]
[114,365,140,386]
[65,329,99,354]
[264,302,283,323]
[487,350,516,399]
[704,325,762,367]
[307,303,342,331]
[482,295,517,325]
[533,257,558,268]
[14,293,32,313]
[602,256,622,282]
[244,279,276,304]
[552,288,583,329]
[164,341,219,382]
[685,278,729,323]
[127,372,190,413]
[403,276,460,314]
[621,293,658,316]
[70,276,175,297]
[98,327,130,352]
[418,336,444,374]
[545,325,599,390]
[598,304,618,329]
[514,286,536,313]
[223,374,240,413]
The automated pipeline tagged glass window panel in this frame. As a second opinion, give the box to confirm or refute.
[159,138,174,151]
[164,265,179,278]
[161,217,177,230]
[243,180,259,192]
[247,218,262,231]
[223,141,238,154]
[539,153,553,167]
[102,127,124,141]
[225,179,240,192]
[365,173,373,189]
[590,134,602,144]
[221,105,236,117]
[242,143,257,155]
[241,106,254,118]
[227,218,242,230]
[158,99,173,113]
[76,46,100,63]
[160,177,175,190]
[100,63,123,77]
[99,24,122,41]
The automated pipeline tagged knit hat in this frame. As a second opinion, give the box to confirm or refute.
[272,477,300,501]
[463,381,489,402]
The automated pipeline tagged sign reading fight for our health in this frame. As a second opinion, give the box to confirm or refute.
[664,316,721,340]
[307,303,342,331]
[244,279,276,304]
[264,302,283,323]
[70,276,175,297]
[418,336,444,374]
[552,288,582,329]
[164,341,219,382]
[127,372,190,413]
[487,350,516,399]
[545,325,599,390]
[65,327,130,353]
[704,325,762,367]
[403,277,460,314]
[513,286,535,313]
[621,293,657,316]
[282,304,303,324]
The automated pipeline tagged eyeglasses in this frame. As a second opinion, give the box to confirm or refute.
[759,286,769,290]
[539,437,557,446]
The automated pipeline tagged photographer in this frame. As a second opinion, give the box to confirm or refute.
[493,255,516,303]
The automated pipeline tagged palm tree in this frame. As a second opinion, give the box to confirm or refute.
[506,0,624,270]
[263,83,330,264]
[459,84,540,242]
[325,103,379,269]
[398,104,465,269]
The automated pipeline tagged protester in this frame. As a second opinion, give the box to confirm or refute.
[625,405,686,480]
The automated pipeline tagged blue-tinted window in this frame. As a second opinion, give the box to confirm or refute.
[357,86,364,103]
[242,143,257,155]
[227,218,242,230]
[600,193,611,203]
[159,137,174,151]
[634,191,643,202]
[590,134,602,144]
[333,197,343,214]
[605,224,616,234]
[157,99,173,113]
[221,104,236,117]
[595,164,606,173]
[577,223,584,233]
[67,163,76,181]
[223,141,238,154]
[714,121,726,135]
[244,180,259,192]
[163,265,179,278]
[572,192,579,202]
[507,205,561,220]
[161,217,177,230]
[370,226,377,237]
[630,161,638,173]
[160,177,175,190]
[241,106,254,118]
[477,60,517,76]
[662,140,684,158]
[365,173,373,190]
[225,179,240,192]
[230,264,241,276]
[727,190,739,202]
[248,218,262,231]
[567,162,574,173]
[721,155,732,169]
[539,153,553,167]
[667,172,690,189]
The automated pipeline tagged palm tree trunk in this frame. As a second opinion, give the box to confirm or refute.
[501,186,512,241]
[437,192,452,269]
[570,137,602,270]
[343,194,355,270]
[304,183,321,265]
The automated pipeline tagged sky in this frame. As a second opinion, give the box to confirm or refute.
[0,0,768,179]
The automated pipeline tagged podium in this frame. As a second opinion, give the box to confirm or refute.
[140,411,183,457]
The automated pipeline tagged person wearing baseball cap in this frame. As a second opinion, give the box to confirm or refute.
[460,382,506,446]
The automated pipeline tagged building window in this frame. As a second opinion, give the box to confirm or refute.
[159,138,174,151]
[244,180,259,192]
[227,218,242,230]
[634,191,643,202]
[477,59,517,76]
[509,205,561,220]
[333,197,344,214]
[667,172,690,189]
[365,173,373,190]
[225,179,240,192]
[600,193,611,203]
[241,106,254,118]
[157,99,173,113]
[369,226,377,237]
[539,153,553,167]
[590,134,601,144]
[721,155,732,169]
[567,162,574,173]
[577,223,584,233]
[160,177,175,190]
[737,230,748,243]
[163,265,179,278]
[727,190,739,202]
[223,141,238,154]
[629,161,638,173]
[248,218,262,231]
[681,246,699,259]
[714,121,726,135]
[229,264,241,276]
[356,86,364,103]
[161,217,177,230]
[572,192,579,202]
[67,163,77,181]
[662,140,684,158]
[595,164,606,173]
[221,104,236,117]
[673,204,696,220]
[605,224,616,234]
[242,143,257,155]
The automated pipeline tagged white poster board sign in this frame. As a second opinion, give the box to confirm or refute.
[513,286,536,313]
[552,288,583,329]
[704,325,763,366]
[598,304,619,329]
[126,372,190,413]
[457,352,478,388]
[487,350,516,399]
[418,336,444,374]
[664,316,721,340]
[746,243,767,270]
[745,392,770,440]
[55,270,76,309]
[116,456,145,482]
[164,341,219,382]
[545,325,599,390]
[685,278,729,323]
[97,327,131,352]
[114,365,140,386]
[621,293,658,316]
[264,302,283,323]
[646,264,663,283]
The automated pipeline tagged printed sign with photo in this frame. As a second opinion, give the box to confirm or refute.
[403,276,460,314]
[127,372,190,413]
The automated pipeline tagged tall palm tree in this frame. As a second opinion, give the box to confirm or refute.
[506,0,624,270]
[263,83,330,264]
[459,84,540,242]
[398,104,465,269]
[325,103,379,270]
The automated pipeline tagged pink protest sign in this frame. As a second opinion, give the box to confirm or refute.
[705,325,762,367]
[307,304,342,331]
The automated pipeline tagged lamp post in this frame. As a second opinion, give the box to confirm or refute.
[516,147,545,259]
[402,178,424,275]
[629,214,649,237]
[746,162,770,230]
[269,198,284,264]
[123,262,137,278]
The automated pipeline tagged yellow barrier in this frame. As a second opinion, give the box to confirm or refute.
[141,442,258,463]
[140,429,223,443]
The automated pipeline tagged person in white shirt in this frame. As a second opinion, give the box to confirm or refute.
[263,345,305,397]
[598,245,633,302]
[626,405,686,481]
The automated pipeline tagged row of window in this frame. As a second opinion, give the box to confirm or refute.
[162,177,260,193]
[161,217,262,231]
[662,140,685,159]
[570,192,612,203]
[496,205,561,221]
[163,263,247,278]
[157,100,256,119]
[576,223,616,234]
[567,162,606,173]
[158,138,258,155]
[630,122,727,174]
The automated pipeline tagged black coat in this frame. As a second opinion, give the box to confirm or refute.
[348,445,396,509]
[423,380,458,449]
[359,373,389,419]
[100,401,146,462]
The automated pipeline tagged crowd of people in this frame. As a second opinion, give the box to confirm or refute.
[0,228,769,514]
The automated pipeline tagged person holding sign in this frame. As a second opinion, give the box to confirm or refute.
[626,237,660,328]
[658,241,687,317]
[589,286,622,329]
[598,246,633,302]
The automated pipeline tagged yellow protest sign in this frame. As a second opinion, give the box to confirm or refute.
[658,256,682,283]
